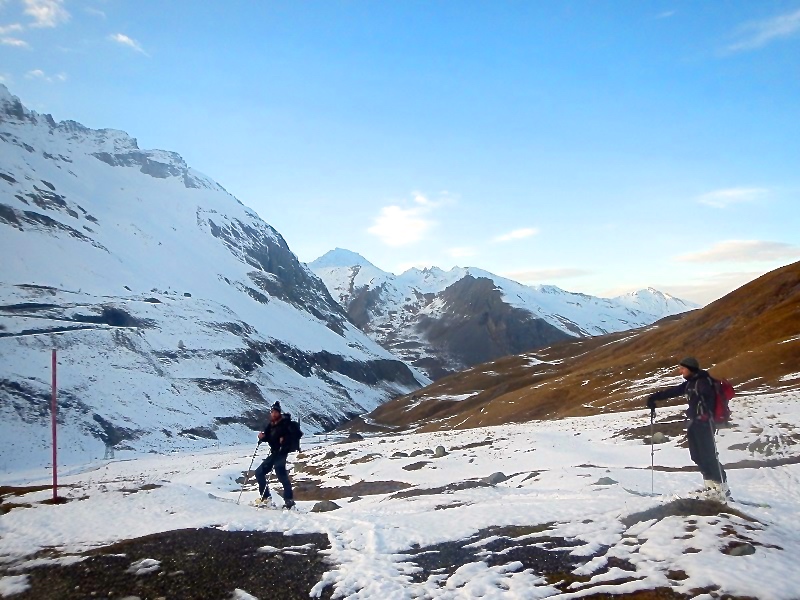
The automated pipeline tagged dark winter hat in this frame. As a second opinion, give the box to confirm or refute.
[679,357,700,371]
[271,401,282,413]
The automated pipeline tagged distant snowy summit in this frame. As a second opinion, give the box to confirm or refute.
[309,249,698,379]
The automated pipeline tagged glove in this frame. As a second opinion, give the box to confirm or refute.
[646,396,657,410]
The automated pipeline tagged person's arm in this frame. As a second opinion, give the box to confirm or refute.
[277,422,288,455]
[646,380,688,408]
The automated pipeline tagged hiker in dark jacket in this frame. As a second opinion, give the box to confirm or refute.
[254,401,295,509]
[646,357,730,499]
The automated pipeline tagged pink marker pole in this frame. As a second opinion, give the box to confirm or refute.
[51,348,58,501]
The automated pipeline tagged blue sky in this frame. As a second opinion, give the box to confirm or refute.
[2,1,799,305]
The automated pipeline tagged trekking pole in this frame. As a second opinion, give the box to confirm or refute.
[237,442,261,505]
[260,470,271,502]
[650,407,656,494]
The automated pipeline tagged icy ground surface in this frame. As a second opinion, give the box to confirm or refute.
[2,390,799,599]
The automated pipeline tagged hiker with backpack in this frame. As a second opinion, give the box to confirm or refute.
[254,401,296,509]
[646,357,730,500]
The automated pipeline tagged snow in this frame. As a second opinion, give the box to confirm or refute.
[0,85,428,468]
[2,388,799,598]
[0,575,30,597]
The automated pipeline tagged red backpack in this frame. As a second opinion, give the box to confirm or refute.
[707,376,734,423]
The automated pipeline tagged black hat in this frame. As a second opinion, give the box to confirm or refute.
[679,357,700,371]
[271,401,282,413]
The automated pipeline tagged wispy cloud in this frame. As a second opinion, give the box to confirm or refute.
[697,187,767,208]
[24,68,66,82]
[727,8,800,52]
[368,193,448,247]
[655,11,676,20]
[84,7,106,19]
[0,23,24,34]
[493,227,539,243]
[109,32,148,55]
[677,240,800,263]
[503,267,591,283]
[1,37,28,47]
[23,0,69,28]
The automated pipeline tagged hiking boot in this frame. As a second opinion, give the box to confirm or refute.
[283,499,296,510]
[705,481,732,502]
[252,496,273,508]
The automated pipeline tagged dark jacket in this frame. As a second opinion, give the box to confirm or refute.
[261,416,291,455]
[649,369,716,421]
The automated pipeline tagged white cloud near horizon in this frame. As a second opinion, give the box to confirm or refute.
[727,8,800,52]
[23,0,69,28]
[1,37,28,47]
[503,267,591,283]
[109,33,147,55]
[368,193,450,247]
[493,227,539,243]
[677,240,800,263]
[697,187,767,208]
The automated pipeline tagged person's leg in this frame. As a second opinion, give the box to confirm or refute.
[254,455,276,499]
[690,421,724,483]
[273,453,293,503]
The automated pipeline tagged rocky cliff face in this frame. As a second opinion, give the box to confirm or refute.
[0,85,427,469]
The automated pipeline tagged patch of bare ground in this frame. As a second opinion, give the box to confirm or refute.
[389,480,489,500]
[1,485,81,514]
[0,528,332,600]
[620,498,757,528]
[407,503,766,598]
[289,477,412,501]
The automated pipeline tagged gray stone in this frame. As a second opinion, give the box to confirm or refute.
[348,432,364,441]
[594,477,618,486]
[483,472,508,485]
[434,446,448,458]
[324,451,336,460]
[311,500,341,513]
[728,543,756,556]
[391,451,409,458]
[652,432,668,444]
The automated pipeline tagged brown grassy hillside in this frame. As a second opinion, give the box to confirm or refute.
[361,261,800,432]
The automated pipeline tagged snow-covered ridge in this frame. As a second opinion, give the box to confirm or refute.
[0,85,427,468]
[309,249,698,378]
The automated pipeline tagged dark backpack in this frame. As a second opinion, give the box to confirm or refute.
[282,413,303,453]
[706,376,734,424]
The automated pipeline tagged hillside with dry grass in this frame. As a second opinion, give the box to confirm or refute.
[359,261,800,432]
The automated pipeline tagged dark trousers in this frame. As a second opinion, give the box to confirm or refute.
[687,420,726,483]
[254,452,293,500]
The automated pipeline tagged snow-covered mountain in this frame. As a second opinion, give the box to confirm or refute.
[310,248,697,379]
[0,85,427,467]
